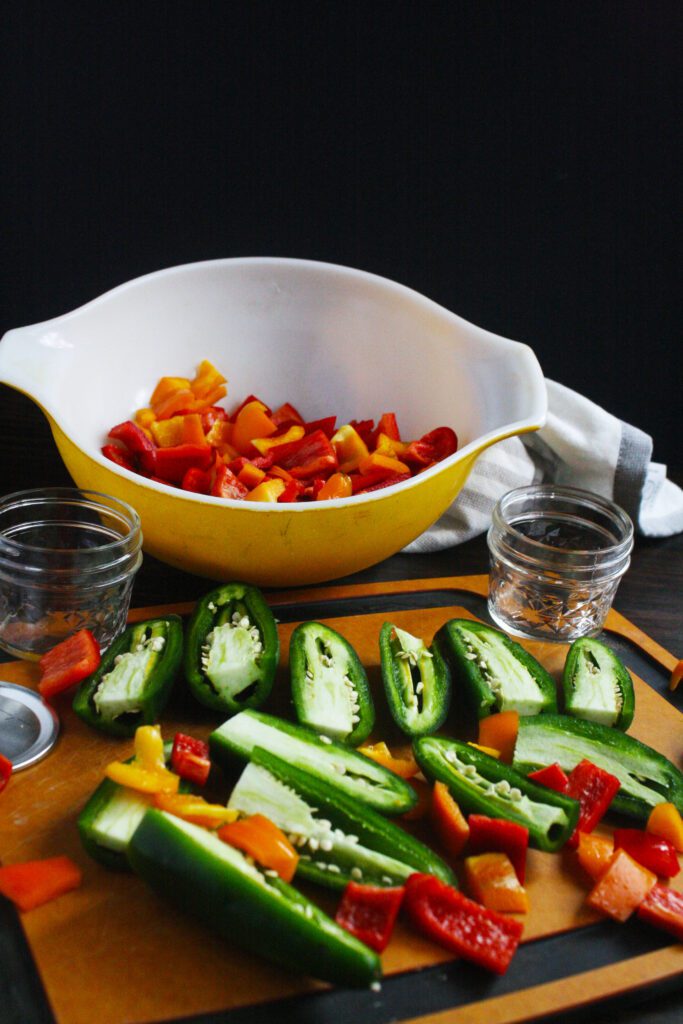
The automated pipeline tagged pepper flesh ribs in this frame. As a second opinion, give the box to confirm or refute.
[102,361,458,503]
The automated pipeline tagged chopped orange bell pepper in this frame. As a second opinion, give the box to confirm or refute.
[154,792,239,829]
[247,478,286,502]
[218,813,299,882]
[477,711,519,764]
[152,413,208,448]
[237,463,266,489]
[576,831,615,880]
[251,425,305,455]
[585,848,657,922]
[331,424,370,473]
[430,780,470,858]
[402,776,432,821]
[0,856,82,912]
[316,472,353,500]
[190,359,227,400]
[232,400,277,455]
[358,741,419,778]
[357,451,410,478]
[464,852,529,914]
[646,802,683,852]
[150,376,192,408]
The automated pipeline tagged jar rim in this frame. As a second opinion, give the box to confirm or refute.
[491,484,634,561]
[0,487,142,560]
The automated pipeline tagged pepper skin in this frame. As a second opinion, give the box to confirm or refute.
[128,808,381,987]
[184,583,279,715]
[379,622,451,737]
[72,617,183,737]
[562,636,635,730]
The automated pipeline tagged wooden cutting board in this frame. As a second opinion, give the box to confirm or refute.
[1,576,681,1024]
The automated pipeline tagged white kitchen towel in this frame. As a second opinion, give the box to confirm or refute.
[404,379,683,553]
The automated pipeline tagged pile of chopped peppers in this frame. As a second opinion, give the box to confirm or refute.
[101,360,458,502]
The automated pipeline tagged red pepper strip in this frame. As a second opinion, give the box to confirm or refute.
[527,762,569,793]
[0,856,82,912]
[565,760,621,849]
[353,473,411,495]
[108,419,157,456]
[274,429,339,479]
[227,453,275,475]
[211,463,249,499]
[38,629,101,699]
[637,882,683,941]
[171,732,211,786]
[302,415,337,438]
[143,443,214,484]
[181,465,214,494]
[335,881,405,953]
[613,828,680,878]
[373,412,401,444]
[101,443,137,471]
[402,427,458,467]
[277,479,306,503]
[349,419,375,447]
[271,402,305,427]
[403,873,523,975]
[467,814,529,885]
[0,752,12,793]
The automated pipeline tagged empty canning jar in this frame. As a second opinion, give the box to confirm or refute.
[0,488,142,659]
[487,484,634,642]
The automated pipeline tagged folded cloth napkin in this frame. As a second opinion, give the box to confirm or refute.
[404,379,683,553]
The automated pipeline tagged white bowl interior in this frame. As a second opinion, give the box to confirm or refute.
[2,258,546,462]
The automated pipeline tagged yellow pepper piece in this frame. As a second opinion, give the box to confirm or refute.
[646,802,683,852]
[154,792,239,829]
[134,724,166,771]
[316,472,353,500]
[151,416,186,448]
[105,761,180,794]
[331,424,370,473]
[358,741,419,779]
[467,742,501,759]
[251,425,305,455]
[237,463,266,489]
[150,376,191,408]
[358,451,410,476]
[135,408,157,430]
[247,478,286,502]
[464,852,529,914]
[232,401,277,455]
[374,432,408,457]
[190,360,227,400]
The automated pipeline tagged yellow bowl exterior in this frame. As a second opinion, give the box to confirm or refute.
[52,419,484,586]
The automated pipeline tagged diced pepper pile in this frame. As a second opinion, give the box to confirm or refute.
[101,360,458,502]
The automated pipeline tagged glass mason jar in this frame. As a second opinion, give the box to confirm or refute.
[487,484,634,642]
[0,488,143,659]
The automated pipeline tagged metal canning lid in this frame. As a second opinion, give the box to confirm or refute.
[0,682,60,769]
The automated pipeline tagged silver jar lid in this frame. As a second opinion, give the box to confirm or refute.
[0,681,60,769]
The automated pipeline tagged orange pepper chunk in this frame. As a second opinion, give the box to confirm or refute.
[218,814,299,882]
[247,478,286,502]
[153,387,197,420]
[477,711,519,764]
[331,424,370,473]
[232,401,277,455]
[154,792,239,829]
[316,472,353,500]
[402,776,432,821]
[358,451,410,477]
[151,415,186,448]
[237,463,266,489]
[430,780,470,858]
[190,359,227,400]
[150,376,192,408]
[180,413,209,446]
[0,856,82,912]
[646,802,683,852]
[585,848,657,922]
[576,831,615,880]
[358,741,419,778]
[464,852,529,914]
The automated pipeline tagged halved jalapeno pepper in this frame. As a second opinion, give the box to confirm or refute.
[562,636,634,730]
[184,583,279,715]
[290,621,374,745]
[379,622,451,737]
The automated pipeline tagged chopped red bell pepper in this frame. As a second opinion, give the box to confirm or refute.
[403,872,523,975]
[101,443,137,471]
[277,478,306,503]
[335,881,405,952]
[565,759,621,849]
[211,462,249,499]
[181,464,214,494]
[467,814,529,885]
[143,443,214,484]
[0,856,82,912]
[200,406,229,432]
[527,762,570,793]
[274,429,338,479]
[171,732,211,786]
[637,882,683,941]
[108,419,157,457]
[348,419,375,447]
[0,752,12,793]
[374,412,401,443]
[302,415,337,438]
[271,402,305,427]
[352,471,411,494]
[38,629,101,699]
[402,426,458,467]
[613,828,680,878]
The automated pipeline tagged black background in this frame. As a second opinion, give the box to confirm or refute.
[1,1,680,464]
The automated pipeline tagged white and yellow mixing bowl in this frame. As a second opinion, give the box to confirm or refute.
[0,258,546,586]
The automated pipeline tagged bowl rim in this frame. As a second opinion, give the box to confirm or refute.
[11,256,548,512]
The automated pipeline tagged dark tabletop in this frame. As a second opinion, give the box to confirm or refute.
[1,387,682,1024]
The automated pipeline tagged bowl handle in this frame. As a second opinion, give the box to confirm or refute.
[0,322,71,413]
